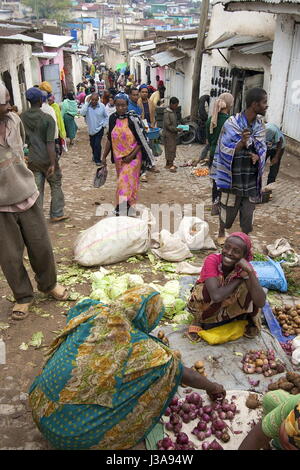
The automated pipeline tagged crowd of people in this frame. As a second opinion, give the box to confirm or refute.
[0,58,298,452]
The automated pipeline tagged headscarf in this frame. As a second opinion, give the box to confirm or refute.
[25,87,43,103]
[281,401,300,449]
[158,80,164,88]
[0,82,7,104]
[39,81,52,94]
[228,232,253,262]
[210,92,234,134]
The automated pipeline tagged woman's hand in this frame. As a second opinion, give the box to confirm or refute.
[206,382,226,401]
[235,258,253,274]
[122,152,136,164]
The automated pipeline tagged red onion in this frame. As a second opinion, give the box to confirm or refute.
[189,411,197,420]
[165,422,173,431]
[161,437,173,449]
[226,411,234,420]
[187,392,202,405]
[205,429,212,438]
[170,396,179,406]
[203,405,212,414]
[213,419,227,431]
[176,432,189,445]
[208,439,224,450]
[215,430,223,439]
[188,441,195,450]
[189,403,197,411]
[202,413,211,422]
[192,427,199,436]
[197,421,207,432]
[198,407,204,417]
[170,414,180,425]
[229,404,236,413]
[170,404,181,413]
[212,402,222,411]
[197,431,206,441]
[179,410,185,417]
[222,403,230,412]
[182,414,190,424]
[166,445,175,450]
[218,411,226,420]
[173,423,182,434]
[202,441,210,450]
[262,364,269,372]
[210,411,218,420]
[164,407,171,417]
[182,403,190,413]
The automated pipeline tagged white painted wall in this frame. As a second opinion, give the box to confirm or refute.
[200,3,276,101]
[0,43,33,111]
[267,14,295,127]
[104,44,125,70]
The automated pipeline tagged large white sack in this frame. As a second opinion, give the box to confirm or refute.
[151,229,193,262]
[74,216,150,266]
[176,216,216,251]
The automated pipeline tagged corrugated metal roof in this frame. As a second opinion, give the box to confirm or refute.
[43,33,73,48]
[151,48,186,66]
[32,52,58,59]
[236,40,273,54]
[207,32,270,49]
[0,33,42,43]
[167,33,198,40]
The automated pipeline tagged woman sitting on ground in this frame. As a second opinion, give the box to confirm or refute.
[29,286,225,450]
[187,232,266,341]
[101,92,155,216]
[239,390,300,450]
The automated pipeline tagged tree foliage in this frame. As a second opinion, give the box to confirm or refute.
[23,0,72,23]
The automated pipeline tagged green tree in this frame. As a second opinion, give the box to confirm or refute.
[23,0,72,23]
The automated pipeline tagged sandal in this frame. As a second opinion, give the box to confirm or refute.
[244,325,260,339]
[48,284,69,301]
[169,166,177,173]
[11,302,32,321]
[50,215,69,223]
[186,325,202,342]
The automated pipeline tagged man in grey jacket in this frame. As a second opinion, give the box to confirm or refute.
[163,97,180,173]
[0,83,67,320]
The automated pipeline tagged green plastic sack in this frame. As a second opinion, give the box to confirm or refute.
[198,320,248,345]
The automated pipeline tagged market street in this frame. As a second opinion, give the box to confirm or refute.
[0,117,299,449]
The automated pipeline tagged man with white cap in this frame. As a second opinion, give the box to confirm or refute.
[0,82,68,320]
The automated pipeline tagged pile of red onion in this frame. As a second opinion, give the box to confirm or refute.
[157,393,239,450]
[280,341,293,356]
[241,349,285,377]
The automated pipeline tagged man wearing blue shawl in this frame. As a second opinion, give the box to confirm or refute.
[211,88,268,244]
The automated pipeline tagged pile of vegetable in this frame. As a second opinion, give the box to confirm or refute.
[272,304,300,337]
[268,371,300,394]
[241,349,285,377]
[90,270,188,321]
[192,168,210,177]
[159,393,240,450]
[280,340,293,356]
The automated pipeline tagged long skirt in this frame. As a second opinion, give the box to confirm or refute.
[63,114,78,140]
[115,151,142,206]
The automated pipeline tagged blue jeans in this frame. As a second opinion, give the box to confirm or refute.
[33,164,65,219]
[89,128,104,164]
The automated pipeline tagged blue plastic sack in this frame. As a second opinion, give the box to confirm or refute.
[250,258,288,292]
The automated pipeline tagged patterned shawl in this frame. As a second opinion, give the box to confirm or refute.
[211,112,267,199]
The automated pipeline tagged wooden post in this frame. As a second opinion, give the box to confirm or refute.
[190,0,209,121]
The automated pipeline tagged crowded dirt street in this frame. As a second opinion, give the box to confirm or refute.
[0,117,300,450]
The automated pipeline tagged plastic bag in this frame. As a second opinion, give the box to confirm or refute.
[151,229,193,262]
[250,258,288,292]
[176,217,216,251]
[93,165,108,188]
[198,320,248,345]
[74,216,150,266]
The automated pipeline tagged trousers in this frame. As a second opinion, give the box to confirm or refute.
[89,128,104,164]
[0,202,57,304]
[33,163,65,219]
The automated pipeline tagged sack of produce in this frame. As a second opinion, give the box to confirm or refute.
[74,216,150,266]
[176,217,216,251]
[250,258,287,292]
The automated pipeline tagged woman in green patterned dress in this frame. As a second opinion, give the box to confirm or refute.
[29,286,225,450]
